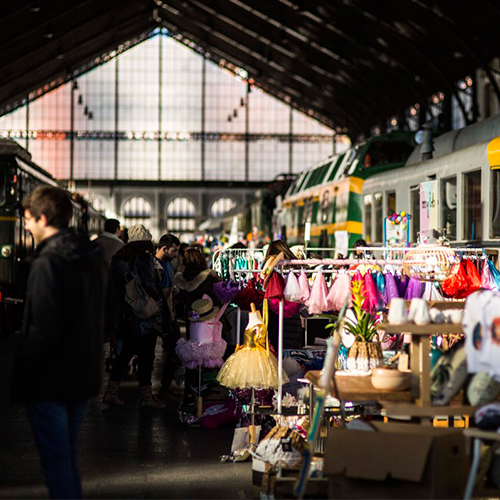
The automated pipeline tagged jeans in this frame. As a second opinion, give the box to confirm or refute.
[26,400,88,499]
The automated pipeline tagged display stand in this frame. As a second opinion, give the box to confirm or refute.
[379,323,462,406]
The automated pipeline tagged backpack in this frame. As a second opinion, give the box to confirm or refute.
[124,258,162,320]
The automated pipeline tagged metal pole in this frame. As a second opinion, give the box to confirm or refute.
[114,58,119,182]
[278,298,284,414]
[25,96,29,151]
[245,82,250,182]
[289,105,293,175]
[158,34,163,180]
[70,82,75,182]
[236,307,241,345]
[201,55,206,181]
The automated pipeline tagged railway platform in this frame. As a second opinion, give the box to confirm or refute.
[0,333,253,499]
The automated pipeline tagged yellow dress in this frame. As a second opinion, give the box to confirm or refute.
[217,315,289,390]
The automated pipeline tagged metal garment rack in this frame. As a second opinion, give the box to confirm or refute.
[234,257,406,414]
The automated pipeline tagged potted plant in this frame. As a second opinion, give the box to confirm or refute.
[344,280,384,371]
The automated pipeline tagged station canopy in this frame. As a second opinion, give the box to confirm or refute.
[2,0,500,137]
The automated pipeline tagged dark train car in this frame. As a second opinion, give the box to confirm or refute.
[0,139,105,337]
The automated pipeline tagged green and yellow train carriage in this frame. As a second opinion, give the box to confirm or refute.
[280,132,416,249]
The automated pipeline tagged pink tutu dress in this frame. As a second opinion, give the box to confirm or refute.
[307,270,329,314]
[326,272,352,311]
[298,269,310,305]
[283,272,301,303]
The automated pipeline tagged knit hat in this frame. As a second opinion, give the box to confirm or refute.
[128,224,152,242]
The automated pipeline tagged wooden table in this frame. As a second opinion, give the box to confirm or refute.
[379,323,463,406]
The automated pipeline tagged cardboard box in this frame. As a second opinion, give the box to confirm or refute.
[324,422,467,499]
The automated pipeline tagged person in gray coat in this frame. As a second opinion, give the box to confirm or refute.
[95,218,124,266]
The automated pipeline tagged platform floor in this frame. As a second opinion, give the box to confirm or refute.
[0,333,253,499]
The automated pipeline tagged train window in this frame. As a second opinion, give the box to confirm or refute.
[364,195,373,243]
[491,170,500,238]
[440,177,457,241]
[386,192,396,217]
[320,191,329,223]
[410,187,420,243]
[363,141,414,168]
[463,170,482,241]
[374,192,383,242]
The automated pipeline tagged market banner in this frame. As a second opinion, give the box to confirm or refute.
[419,181,438,233]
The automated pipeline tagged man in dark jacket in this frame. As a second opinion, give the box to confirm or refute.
[10,186,107,499]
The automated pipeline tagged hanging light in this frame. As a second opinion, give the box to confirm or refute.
[84,106,88,116]
[78,95,83,105]
[233,109,238,118]
[240,98,245,107]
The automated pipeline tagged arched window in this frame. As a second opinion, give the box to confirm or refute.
[122,196,152,232]
[167,197,196,232]
[210,197,236,218]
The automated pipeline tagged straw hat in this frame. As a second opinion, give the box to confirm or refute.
[189,298,219,322]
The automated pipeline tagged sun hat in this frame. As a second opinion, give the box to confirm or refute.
[128,224,153,242]
[189,298,220,322]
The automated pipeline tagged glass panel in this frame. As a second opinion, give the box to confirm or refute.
[386,191,396,217]
[440,177,457,241]
[410,187,421,243]
[374,192,383,242]
[463,170,482,240]
[491,170,500,238]
[363,195,373,243]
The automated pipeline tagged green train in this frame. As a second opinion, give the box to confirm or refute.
[276,132,417,250]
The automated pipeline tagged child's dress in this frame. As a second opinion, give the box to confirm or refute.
[217,306,289,390]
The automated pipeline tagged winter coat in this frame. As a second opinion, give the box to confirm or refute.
[174,268,221,316]
[109,252,164,338]
[94,232,124,266]
[11,229,108,402]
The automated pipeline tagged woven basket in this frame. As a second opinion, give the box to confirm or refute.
[402,245,458,282]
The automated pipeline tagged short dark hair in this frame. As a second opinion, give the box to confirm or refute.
[104,218,120,234]
[354,239,367,248]
[158,233,180,250]
[22,186,73,229]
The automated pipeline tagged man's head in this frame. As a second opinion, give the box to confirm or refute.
[22,186,73,244]
[156,233,180,261]
[104,218,121,236]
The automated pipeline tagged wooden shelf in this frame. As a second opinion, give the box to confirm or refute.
[380,401,476,418]
[378,323,463,334]
[305,370,412,402]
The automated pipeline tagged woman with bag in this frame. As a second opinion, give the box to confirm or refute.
[103,225,166,409]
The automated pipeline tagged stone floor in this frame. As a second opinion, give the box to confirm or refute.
[0,334,253,499]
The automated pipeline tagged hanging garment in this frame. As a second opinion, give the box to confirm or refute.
[283,272,302,303]
[264,272,285,300]
[383,271,399,305]
[213,280,240,304]
[298,269,311,305]
[441,262,469,299]
[307,270,329,315]
[362,272,381,312]
[480,260,496,290]
[488,260,500,291]
[464,259,481,296]
[404,276,424,300]
[422,282,444,301]
[326,272,352,311]
[375,271,385,297]
[394,274,409,298]
[233,278,264,310]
